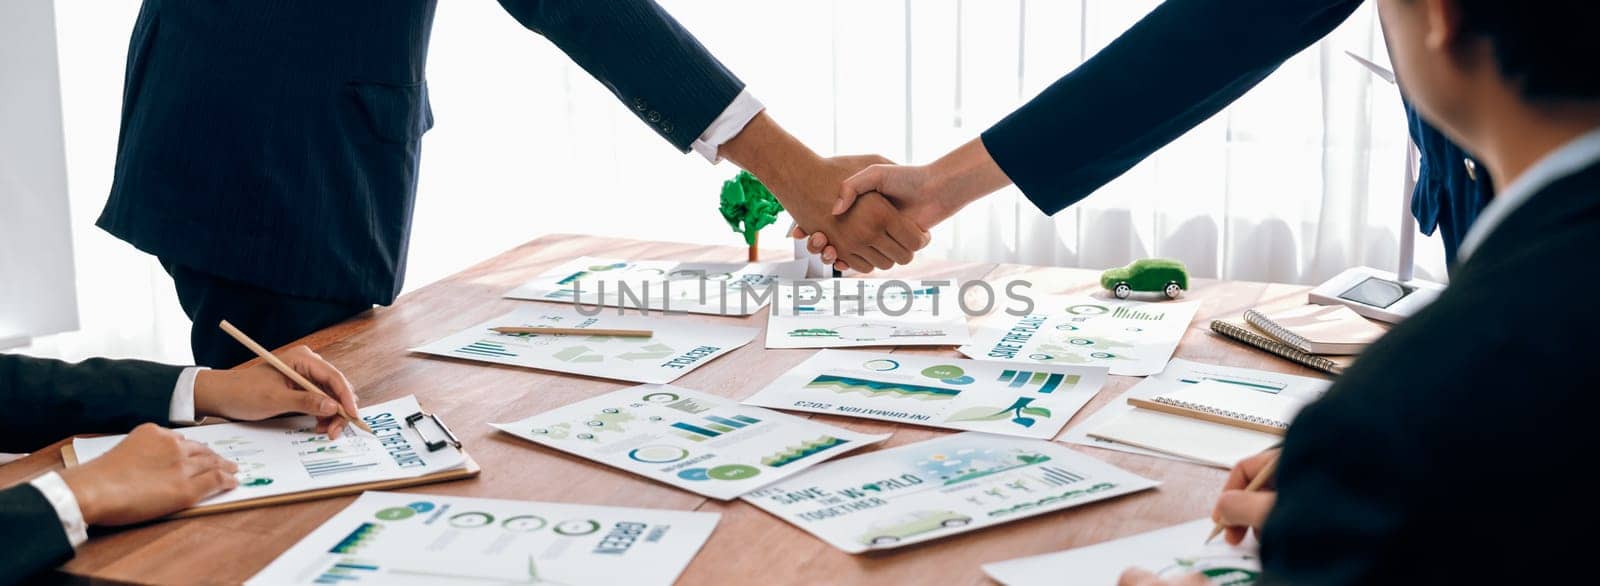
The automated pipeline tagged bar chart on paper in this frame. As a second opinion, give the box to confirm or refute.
[996,370,1081,394]
[292,431,386,479]
[670,414,762,442]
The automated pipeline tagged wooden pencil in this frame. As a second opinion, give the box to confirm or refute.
[490,326,653,337]
[1205,451,1279,544]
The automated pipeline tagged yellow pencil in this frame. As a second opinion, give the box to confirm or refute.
[490,326,653,337]
[218,320,373,435]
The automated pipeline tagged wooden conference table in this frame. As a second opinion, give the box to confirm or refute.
[1,234,1329,585]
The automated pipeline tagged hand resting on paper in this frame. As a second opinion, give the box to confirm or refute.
[57,424,239,525]
[194,345,361,438]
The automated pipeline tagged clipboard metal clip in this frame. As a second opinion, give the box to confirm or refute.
[406,411,463,452]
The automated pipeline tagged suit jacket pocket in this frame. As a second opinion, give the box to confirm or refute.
[350,80,435,144]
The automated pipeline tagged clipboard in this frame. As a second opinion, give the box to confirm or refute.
[60,409,481,520]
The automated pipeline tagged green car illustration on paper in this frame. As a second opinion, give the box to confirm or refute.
[858,510,973,547]
[1100,258,1189,300]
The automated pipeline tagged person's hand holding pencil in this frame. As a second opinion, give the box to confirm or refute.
[1209,448,1280,546]
[198,324,365,438]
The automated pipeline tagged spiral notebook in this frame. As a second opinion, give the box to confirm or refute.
[1087,380,1312,467]
[1128,380,1307,435]
[1243,305,1385,355]
[1210,319,1354,376]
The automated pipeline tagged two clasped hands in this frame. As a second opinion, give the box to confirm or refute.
[718,112,1012,272]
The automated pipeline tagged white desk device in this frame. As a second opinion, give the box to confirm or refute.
[1309,54,1446,324]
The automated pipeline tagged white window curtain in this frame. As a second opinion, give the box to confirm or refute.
[25,0,1442,364]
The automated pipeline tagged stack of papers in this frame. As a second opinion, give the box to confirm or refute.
[411,306,758,384]
[504,256,808,316]
[743,349,1107,439]
[961,295,1199,376]
[983,518,1261,585]
[492,384,889,500]
[248,492,718,585]
[766,279,970,348]
[73,396,466,508]
[1062,359,1329,468]
[743,432,1157,553]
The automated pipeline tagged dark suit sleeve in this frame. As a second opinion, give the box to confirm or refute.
[981,0,1363,214]
[0,483,75,580]
[495,0,745,152]
[0,354,182,453]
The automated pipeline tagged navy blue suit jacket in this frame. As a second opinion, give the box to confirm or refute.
[97,1,744,304]
[981,0,1491,261]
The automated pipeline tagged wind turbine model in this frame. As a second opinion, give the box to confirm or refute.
[1307,52,1446,324]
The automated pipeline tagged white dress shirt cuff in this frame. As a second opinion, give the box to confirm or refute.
[691,89,765,163]
[29,471,89,548]
[168,366,208,425]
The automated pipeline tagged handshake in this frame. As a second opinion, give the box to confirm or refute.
[722,113,1009,273]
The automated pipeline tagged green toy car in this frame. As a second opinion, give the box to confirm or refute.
[1100,258,1189,300]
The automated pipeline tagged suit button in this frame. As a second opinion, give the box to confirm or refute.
[633,97,647,111]
[661,122,674,134]
[647,110,661,122]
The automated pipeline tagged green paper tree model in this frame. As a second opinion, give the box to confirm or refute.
[718,170,785,261]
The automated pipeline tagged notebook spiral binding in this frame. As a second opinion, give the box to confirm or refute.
[1243,309,1308,350]
[1147,396,1290,429]
[1210,320,1344,376]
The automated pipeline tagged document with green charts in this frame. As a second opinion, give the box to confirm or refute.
[766,278,971,348]
[72,396,465,508]
[504,256,808,316]
[960,295,1200,376]
[246,491,718,586]
[411,306,758,384]
[983,518,1261,586]
[492,384,889,500]
[743,432,1157,553]
[742,350,1108,439]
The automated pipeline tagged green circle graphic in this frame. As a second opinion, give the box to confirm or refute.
[502,515,548,532]
[554,519,602,536]
[707,464,760,481]
[919,365,965,379]
[376,507,415,521]
[449,512,495,528]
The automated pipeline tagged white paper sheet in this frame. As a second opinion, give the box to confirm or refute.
[1061,359,1329,467]
[247,491,718,585]
[492,384,889,500]
[742,350,1107,439]
[72,396,465,507]
[504,256,808,316]
[742,432,1157,553]
[983,518,1262,586]
[765,279,970,348]
[411,306,758,384]
[960,296,1199,376]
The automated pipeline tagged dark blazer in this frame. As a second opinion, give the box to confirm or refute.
[1259,161,1600,584]
[0,354,182,581]
[96,0,745,305]
[980,0,1490,258]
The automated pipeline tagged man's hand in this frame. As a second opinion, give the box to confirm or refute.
[797,137,1011,269]
[718,112,928,273]
[1117,568,1211,586]
[193,345,360,438]
[57,424,239,526]
[1215,448,1280,546]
